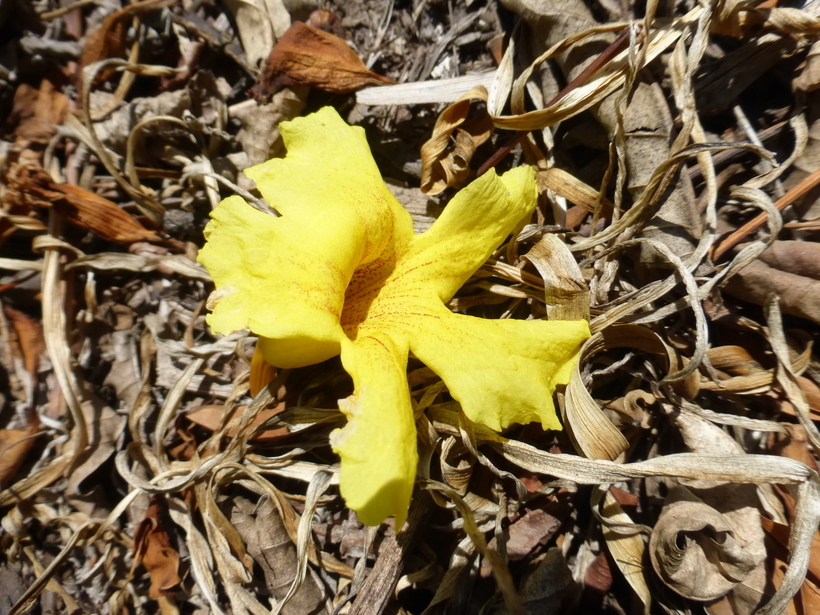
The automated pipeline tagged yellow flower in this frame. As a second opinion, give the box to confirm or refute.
[198,107,590,527]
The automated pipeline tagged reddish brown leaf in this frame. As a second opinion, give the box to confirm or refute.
[6,163,161,244]
[134,498,181,598]
[255,21,394,99]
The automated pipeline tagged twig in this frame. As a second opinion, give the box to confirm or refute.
[712,168,820,261]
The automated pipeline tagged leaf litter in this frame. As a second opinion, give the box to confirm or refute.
[1,1,820,614]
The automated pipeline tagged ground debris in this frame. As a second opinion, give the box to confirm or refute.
[1,1,819,615]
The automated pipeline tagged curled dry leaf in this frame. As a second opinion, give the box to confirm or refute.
[649,488,758,602]
[255,21,394,99]
[133,497,182,599]
[6,164,161,244]
[420,86,493,195]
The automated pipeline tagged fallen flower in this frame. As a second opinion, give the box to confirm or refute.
[198,107,590,526]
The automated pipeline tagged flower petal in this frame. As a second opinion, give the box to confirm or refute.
[198,107,414,367]
[198,195,345,366]
[406,304,590,431]
[244,106,414,268]
[331,334,417,527]
[404,165,537,302]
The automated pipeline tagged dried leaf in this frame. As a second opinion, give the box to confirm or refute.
[523,234,589,321]
[134,497,182,598]
[723,258,820,324]
[754,240,820,280]
[10,80,71,144]
[760,515,820,615]
[255,21,394,99]
[649,487,759,602]
[795,40,820,92]
[224,0,291,70]
[419,86,493,195]
[7,164,161,244]
[5,306,45,376]
[231,495,325,615]
[0,428,38,489]
[79,0,175,85]
[770,424,819,472]
[599,489,651,611]
[185,402,288,441]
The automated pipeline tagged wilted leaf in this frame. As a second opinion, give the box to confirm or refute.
[255,21,394,99]
[133,497,182,598]
[419,86,493,195]
[231,495,325,615]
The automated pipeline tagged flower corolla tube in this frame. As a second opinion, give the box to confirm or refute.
[198,107,590,527]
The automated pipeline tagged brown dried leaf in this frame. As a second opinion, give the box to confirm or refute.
[523,234,589,321]
[723,259,820,324]
[255,21,394,99]
[420,86,493,195]
[133,497,182,598]
[754,240,820,280]
[770,424,820,472]
[10,80,71,144]
[231,495,325,614]
[0,428,37,489]
[5,306,45,376]
[7,164,161,244]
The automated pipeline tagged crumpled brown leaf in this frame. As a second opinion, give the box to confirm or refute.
[6,163,162,244]
[649,486,759,602]
[419,86,493,195]
[255,21,394,99]
[133,497,182,598]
